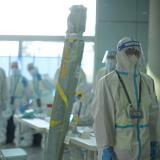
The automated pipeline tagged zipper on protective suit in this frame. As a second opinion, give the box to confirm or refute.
[116,70,142,159]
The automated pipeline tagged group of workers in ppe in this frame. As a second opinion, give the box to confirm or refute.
[0,61,54,148]
[93,37,160,160]
[1,37,158,160]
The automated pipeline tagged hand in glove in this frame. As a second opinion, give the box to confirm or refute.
[151,141,158,160]
[102,147,117,160]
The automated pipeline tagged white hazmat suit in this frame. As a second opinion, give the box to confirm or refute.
[93,37,160,160]
[27,63,54,113]
[72,82,93,127]
[69,82,94,160]
[27,63,54,148]
[9,61,33,147]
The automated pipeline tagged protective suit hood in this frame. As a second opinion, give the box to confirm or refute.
[116,37,144,74]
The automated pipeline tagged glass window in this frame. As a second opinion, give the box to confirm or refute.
[21,41,94,82]
[81,42,94,83]
[0,41,19,56]
[0,41,19,76]
[0,0,96,36]
[22,41,64,57]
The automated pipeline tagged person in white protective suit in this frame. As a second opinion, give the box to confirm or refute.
[91,50,117,119]
[71,82,93,127]
[9,61,33,147]
[93,37,160,160]
[27,63,54,111]
[0,67,8,145]
[27,63,54,148]
[69,82,94,160]
[95,50,117,82]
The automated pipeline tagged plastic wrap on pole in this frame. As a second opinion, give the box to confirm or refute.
[67,5,86,34]
[45,5,87,160]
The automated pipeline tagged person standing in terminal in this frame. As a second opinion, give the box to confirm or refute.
[93,37,160,160]
[9,61,33,147]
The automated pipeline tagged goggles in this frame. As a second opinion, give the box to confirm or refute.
[125,48,141,58]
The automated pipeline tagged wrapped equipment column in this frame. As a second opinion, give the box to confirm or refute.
[45,5,87,160]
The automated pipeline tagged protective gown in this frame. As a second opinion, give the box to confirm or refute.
[29,67,54,148]
[93,47,160,160]
[70,82,94,160]
[9,69,33,147]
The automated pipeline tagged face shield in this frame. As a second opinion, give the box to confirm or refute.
[117,37,145,70]
[118,40,142,57]
[102,50,117,72]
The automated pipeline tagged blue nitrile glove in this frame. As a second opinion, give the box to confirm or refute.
[151,141,158,160]
[102,147,117,160]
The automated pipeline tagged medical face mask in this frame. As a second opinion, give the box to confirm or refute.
[127,54,139,66]
[12,68,19,75]
[30,68,37,77]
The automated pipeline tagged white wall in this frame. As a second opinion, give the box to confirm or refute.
[94,0,149,76]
